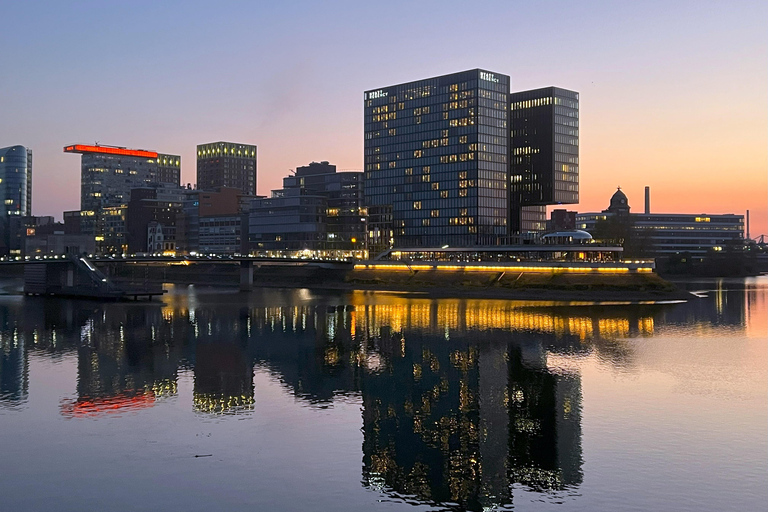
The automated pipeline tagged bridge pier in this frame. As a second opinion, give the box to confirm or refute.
[239,260,254,291]
[66,264,75,287]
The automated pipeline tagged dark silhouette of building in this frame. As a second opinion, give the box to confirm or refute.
[549,209,577,231]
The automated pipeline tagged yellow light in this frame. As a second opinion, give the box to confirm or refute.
[354,263,651,274]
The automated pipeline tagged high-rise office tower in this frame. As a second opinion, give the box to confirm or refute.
[64,144,175,212]
[196,142,257,195]
[364,69,510,247]
[0,145,32,255]
[509,87,579,235]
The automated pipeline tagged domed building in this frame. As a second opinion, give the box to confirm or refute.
[605,187,630,217]
[575,187,745,259]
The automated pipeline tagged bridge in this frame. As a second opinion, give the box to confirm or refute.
[0,255,353,295]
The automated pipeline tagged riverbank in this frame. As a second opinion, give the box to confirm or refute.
[100,262,690,302]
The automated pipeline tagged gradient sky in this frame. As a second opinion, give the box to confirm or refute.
[1,0,766,236]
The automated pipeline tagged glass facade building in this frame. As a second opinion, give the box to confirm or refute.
[364,69,510,247]
[510,87,579,234]
[0,145,32,218]
[0,145,32,255]
[196,141,257,196]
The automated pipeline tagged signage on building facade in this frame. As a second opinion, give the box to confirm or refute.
[479,71,499,83]
[366,90,388,100]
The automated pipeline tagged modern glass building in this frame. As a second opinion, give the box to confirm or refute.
[510,87,579,235]
[364,69,510,247]
[0,145,32,255]
[196,141,257,195]
[0,145,32,218]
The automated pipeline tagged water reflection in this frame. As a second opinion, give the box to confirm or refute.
[0,281,760,510]
[360,330,582,510]
[193,309,254,414]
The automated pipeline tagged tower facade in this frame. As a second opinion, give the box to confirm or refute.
[364,69,509,247]
[0,145,32,255]
[196,142,257,195]
[509,87,579,235]
[156,153,181,186]
[0,145,31,217]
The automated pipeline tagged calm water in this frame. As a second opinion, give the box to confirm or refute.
[0,278,766,511]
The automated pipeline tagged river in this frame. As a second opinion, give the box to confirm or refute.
[0,277,765,511]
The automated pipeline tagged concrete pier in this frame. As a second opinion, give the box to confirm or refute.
[239,260,254,291]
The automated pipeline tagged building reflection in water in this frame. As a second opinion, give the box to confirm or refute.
[0,282,759,507]
[0,322,28,407]
[62,307,185,418]
[357,311,583,509]
[192,308,254,415]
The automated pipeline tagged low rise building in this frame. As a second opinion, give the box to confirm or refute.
[24,216,95,255]
[198,214,243,254]
[577,188,744,258]
[177,186,252,255]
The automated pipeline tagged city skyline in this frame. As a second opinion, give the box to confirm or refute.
[1,1,765,236]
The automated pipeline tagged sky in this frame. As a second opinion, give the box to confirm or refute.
[1,0,766,236]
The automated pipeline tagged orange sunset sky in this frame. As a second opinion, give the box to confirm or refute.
[1,1,766,236]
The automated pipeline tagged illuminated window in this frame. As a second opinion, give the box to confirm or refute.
[413,201,421,210]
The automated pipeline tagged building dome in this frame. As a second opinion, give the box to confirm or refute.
[610,188,628,207]
[606,187,631,215]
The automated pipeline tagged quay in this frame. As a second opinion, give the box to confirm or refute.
[10,255,166,300]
